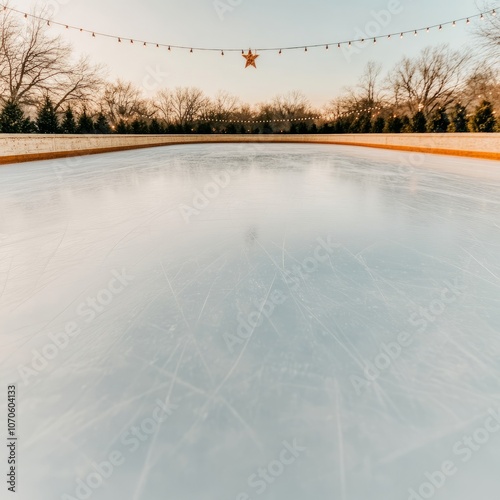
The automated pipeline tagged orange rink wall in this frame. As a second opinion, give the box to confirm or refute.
[1,133,500,165]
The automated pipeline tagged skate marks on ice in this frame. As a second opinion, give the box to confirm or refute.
[0,144,499,499]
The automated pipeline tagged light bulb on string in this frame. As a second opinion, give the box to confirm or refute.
[2,3,495,63]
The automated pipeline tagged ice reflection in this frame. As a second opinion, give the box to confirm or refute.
[0,144,499,500]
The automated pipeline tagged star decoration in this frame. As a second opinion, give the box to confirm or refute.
[243,50,259,69]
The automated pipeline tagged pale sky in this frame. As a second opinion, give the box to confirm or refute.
[22,0,486,106]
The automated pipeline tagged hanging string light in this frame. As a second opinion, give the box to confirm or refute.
[1,3,497,62]
[209,105,389,125]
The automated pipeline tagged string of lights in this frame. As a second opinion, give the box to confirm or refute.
[209,106,385,124]
[1,3,497,56]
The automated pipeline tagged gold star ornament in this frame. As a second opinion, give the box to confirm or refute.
[243,50,259,69]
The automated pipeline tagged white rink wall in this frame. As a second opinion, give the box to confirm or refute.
[1,133,500,164]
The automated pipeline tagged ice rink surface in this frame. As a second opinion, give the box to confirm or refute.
[1,143,500,500]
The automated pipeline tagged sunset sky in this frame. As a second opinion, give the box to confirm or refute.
[21,0,487,106]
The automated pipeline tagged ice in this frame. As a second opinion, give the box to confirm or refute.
[0,143,499,500]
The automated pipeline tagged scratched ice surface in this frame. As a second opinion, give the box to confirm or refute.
[0,144,500,500]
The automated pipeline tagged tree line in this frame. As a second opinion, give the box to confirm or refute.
[1,2,499,135]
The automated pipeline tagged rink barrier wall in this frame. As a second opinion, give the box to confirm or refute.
[1,133,500,165]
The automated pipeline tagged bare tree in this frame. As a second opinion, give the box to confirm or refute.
[345,61,384,109]
[201,90,239,121]
[460,64,500,111]
[0,4,102,109]
[154,87,208,126]
[100,80,153,125]
[387,45,472,116]
[52,57,104,112]
[270,91,312,119]
[474,2,500,66]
